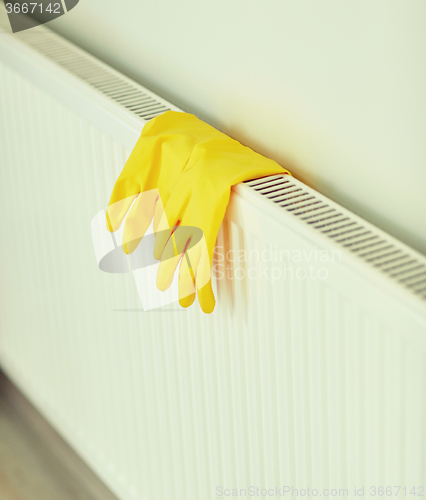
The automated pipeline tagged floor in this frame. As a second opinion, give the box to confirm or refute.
[0,370,119,500]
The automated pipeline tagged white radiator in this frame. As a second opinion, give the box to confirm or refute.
[0,18,425,500]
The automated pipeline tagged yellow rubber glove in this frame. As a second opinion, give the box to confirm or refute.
[106,110,290,313]
[106,111,226,253]
[154,136,290,314]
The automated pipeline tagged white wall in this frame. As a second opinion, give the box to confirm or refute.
[50,0,426,254]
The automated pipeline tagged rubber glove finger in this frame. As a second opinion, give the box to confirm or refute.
[153,193,189,260]
[177,227,211,308]
[152,192,178,261]
[106,194,138,232]
[194,241,215,314]
[179,234,215,313]
[122,189,158,254]
[177,239,205,307]
[106,179,139,232]
[153,213,175,261]
[197,281,215,314]
[156,227,191,292]
[178,252,196,308]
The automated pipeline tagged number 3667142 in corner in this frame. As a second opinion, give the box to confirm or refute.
[5,1,79,33]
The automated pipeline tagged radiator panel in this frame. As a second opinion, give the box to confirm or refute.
[0,23,425,500]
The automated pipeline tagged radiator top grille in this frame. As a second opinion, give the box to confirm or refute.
[243,176,426,301]
[2,18,425,304]
[6,24,173,122]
